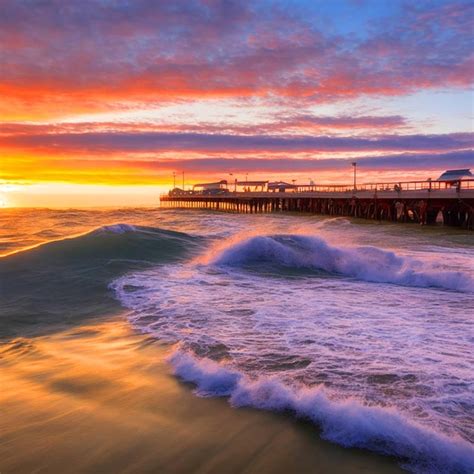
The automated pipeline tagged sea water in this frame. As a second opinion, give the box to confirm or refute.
[1,208,473,473]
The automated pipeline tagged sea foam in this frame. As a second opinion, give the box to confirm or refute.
[170,349,474,474]
[93,223,138,234]
[213,234,473,292]
[111,230,474,472]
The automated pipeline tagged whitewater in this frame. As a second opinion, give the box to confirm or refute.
[108,212,473,473]
[1,208,473,473]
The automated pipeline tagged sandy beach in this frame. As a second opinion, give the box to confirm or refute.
[0,315,403,474]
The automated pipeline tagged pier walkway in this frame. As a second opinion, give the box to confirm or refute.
[160,179,474,229]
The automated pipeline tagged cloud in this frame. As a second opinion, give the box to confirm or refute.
[269,114,408,131]
[160,150,473,173]
[0,0,472,119]
[1,129,471,154]
[0,114,409,138]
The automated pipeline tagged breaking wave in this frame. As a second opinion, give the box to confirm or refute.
[212,234,473,292]
[92,223,138,234]
[169,349,474,474]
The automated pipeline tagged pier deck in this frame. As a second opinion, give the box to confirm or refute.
[160,179,474,229]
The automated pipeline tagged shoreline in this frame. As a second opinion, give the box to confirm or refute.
[0,315,403,473]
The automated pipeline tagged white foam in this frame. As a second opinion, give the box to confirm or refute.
[213,235,474,292]
[111,231,474,470]
[95,223,137,234]
[169,349,474,474]
[169,350,241,396]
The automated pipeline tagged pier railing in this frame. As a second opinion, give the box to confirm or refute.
[295,179,474,193]
[162,179,474,198]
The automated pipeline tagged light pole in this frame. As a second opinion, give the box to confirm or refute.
[173,171,176,189]
[352,162,357,191]
[181,171,185,190]
[229,173,237,192]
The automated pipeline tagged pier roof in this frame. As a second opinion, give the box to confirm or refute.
[193,180,228,189]
[437,169,472,181]
[268,181,298,189]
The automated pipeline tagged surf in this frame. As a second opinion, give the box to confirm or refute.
[169,349,474,474]
[212,234,474,292]
[111,229,474,472]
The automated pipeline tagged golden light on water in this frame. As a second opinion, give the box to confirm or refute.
[0,318,402,473]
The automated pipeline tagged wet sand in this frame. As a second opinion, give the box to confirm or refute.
[0,316,403,473]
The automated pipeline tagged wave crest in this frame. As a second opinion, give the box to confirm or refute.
[92,223,138,234]
[212,234,473,292]
[169,349,474,474]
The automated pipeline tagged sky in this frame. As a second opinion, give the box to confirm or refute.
[0,0,473,207]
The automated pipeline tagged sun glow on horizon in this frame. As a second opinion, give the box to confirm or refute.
[0,183,172,209]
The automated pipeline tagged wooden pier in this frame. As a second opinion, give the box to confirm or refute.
[160,179,474,229]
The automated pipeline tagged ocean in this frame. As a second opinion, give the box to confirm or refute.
[1,207,473,473]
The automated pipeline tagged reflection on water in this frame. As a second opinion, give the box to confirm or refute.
[0,318,402,474]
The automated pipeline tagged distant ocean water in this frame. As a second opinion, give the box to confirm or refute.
[1,208,473,473]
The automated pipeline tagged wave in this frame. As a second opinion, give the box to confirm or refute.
[169,349,474,474]
[92,223,138,234]
[0,224,199,339]
[3,223,198,262]
[212,234,473,292]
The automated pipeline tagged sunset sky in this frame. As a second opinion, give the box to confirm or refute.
[1,0,473,207]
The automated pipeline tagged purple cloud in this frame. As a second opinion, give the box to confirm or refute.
[2,130,471,153]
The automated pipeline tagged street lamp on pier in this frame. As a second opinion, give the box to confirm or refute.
[352,162,357,191]
[229,173,237,192]
[173,171,176,189]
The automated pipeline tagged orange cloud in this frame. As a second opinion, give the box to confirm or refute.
[1,1,472,121]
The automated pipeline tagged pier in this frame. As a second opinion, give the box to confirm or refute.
[160,178,474,229]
